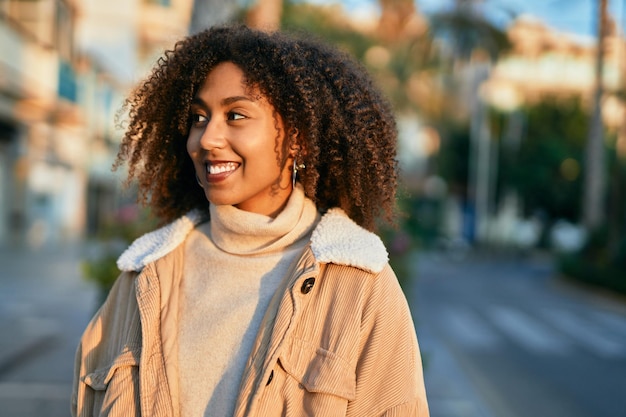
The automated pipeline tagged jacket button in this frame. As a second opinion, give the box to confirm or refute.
[266,370,274,386]
[301,278,315,294]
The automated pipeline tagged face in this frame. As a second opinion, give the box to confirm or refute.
[187,62,294,217]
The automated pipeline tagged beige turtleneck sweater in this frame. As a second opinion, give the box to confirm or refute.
[178,186,320,417]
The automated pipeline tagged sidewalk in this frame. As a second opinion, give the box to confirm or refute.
[0,242,99,416]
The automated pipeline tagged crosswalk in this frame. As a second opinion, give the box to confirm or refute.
[433,304,626,359]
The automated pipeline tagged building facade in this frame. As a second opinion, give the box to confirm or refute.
[0,0,199,247]
[0,0,86,246]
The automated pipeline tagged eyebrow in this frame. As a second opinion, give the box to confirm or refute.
[191,95,255,107]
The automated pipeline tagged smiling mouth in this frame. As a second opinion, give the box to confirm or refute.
[207,162,239,175]
[204,162,239,183]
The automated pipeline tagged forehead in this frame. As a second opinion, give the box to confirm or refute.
[197,62,277,112]
[200,62,245,91]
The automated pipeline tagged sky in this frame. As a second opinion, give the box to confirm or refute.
[319,0,625,42]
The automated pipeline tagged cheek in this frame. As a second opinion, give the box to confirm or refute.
[186,133,198,158]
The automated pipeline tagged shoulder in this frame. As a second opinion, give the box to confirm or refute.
[311,208,389,274]
[116,210,207,272]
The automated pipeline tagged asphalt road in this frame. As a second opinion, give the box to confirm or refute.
[412,250,626,417]
[0,244,98,417]
[2,242,625,417]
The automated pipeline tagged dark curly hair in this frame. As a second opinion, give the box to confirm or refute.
[115,24,398,231]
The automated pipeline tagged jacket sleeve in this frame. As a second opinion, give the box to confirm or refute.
[71,271,142,417]
[350,264,430,417]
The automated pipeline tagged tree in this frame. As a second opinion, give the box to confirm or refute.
[582,0,609,230]
[280,1,374,58]
[428,0,513,241]
[429,0,512,65]
[498,97,588,223]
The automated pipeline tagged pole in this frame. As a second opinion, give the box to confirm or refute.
[582,0,608,230]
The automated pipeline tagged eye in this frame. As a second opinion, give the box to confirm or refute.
[191,113,208,126]
[227,111,246,121]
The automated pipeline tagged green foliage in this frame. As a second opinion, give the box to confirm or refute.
[281,1,373,59]
[429,11,511,62]
[560,144,626,296]
[281,1,437,115]
[498,97,588,221]
[558,227,626,295]
[435,118,471,197]
[606,144,626,238]
[81,255,122,293]
[82,205,158,293]
[378,191,424,293]
[384,37,439,112]
[401,192,444,247]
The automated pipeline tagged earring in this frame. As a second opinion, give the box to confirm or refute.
[292,157,305,188]
[196,174,203,188]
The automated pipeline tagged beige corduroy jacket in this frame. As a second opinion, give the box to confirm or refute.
[72,208,429,417]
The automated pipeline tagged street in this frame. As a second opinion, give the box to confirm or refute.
[1,243,626,417]
[0,244,98,417]
[413,250,626,417]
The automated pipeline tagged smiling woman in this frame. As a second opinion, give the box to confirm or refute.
[72,25,430,417]
[187,62,293,217]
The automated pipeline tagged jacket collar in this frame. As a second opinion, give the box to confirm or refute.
[117,208,388,274]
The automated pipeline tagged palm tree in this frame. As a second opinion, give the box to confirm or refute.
[582,0,609,231]
[428,0,513,243]
[429,0,512,66]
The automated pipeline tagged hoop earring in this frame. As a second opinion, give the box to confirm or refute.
[292,157,305,188]
[196,174,204,188]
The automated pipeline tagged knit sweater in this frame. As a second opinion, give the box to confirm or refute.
[178,185,320,417]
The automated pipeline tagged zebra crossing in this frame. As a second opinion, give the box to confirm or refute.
[434,304,626,359]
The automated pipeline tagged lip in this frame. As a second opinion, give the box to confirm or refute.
[204,161,240,184]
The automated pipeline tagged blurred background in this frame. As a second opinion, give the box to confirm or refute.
[0,0,625,416]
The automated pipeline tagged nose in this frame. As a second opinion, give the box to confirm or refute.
[199,117,227,150]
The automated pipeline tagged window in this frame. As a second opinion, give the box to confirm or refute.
[0,0,75,60]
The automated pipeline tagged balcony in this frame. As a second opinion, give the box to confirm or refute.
[0,22,59,121]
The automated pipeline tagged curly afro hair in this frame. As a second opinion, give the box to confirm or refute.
[115,24,399,232]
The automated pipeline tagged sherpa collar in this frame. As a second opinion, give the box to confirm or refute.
[117,208,388,274]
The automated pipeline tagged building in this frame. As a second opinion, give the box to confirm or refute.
[0,0,86,246]
[0,0,195,247]
[482,16,624,122]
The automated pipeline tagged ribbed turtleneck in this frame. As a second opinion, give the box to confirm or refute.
[178,185,320,417]
[209,185,318,256]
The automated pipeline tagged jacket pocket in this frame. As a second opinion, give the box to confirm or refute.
[278,338,356,401]
[254,339,357,417]
[82,346,140,415]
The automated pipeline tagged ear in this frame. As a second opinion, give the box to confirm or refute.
[288,128,302,157]
[289,143,300,157]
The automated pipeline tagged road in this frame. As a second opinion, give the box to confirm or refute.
[412,250,626,417]
[1,242,625,417]
[0,244,98,417]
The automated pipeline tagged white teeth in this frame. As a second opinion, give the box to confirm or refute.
[207,162,238,174]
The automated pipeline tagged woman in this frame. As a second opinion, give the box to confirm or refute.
[72,25,429,417]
